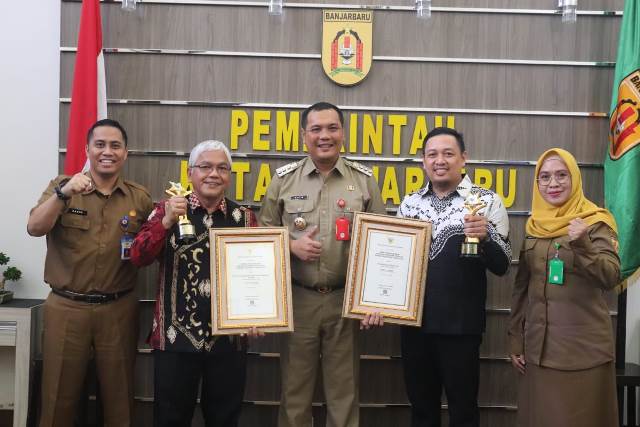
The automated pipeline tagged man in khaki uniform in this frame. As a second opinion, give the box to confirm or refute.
[259,102,385,427]
[28,119,153,426]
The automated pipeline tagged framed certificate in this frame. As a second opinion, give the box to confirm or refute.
[343,212,431,327]
[210,227,294,335]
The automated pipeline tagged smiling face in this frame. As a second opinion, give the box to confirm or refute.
[422,134,466,194]
[302,108,344,168]
[187,149,231,206]
[86,125,128,179]
[537,156,572,206]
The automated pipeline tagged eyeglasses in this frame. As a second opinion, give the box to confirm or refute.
[537,171,570,186]
[191,163,231,175]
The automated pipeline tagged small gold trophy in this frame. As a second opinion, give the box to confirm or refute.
[166,181,195,242]
[460,191,487,258]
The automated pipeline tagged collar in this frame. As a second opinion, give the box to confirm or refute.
[424,174,472,198]
[113,176,127,195]
[83,174,127,196]
[188,193,227,216]
[301,156,346,177]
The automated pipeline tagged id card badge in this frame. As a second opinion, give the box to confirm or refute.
[548,257,564,285]
[121,235,133,260]
[336,216,350,241]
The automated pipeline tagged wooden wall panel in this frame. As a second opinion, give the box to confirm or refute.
[60,53,615,112]
[60,103,612,163]
[61,3,620,63]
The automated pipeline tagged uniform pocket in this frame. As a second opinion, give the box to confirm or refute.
[556,239,575,271]
[338,191,365,215]
[60,214,90,230]
[284,199,315,216]
[283,199,315,237]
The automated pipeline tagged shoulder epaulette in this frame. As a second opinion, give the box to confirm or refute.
[124,179,151,196]
[276,160,303,177]
[344,159,373,177]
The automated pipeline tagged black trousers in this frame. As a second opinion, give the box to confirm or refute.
[401,329,482,427]
[153,337,247,427]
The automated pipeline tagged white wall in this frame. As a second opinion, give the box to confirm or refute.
[627,277,640,364]
[0,1,60,299]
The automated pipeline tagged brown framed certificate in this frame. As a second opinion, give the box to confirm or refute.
[210,227,294,335]
[343,212,431,327]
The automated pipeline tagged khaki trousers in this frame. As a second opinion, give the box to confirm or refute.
[39,291,138,427]
[278,287,359,427]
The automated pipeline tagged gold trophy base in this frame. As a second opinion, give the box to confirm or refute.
[178,222,196,242]
[460,238,481,258]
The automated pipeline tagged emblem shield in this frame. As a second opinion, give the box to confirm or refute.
[322,9,373,86]
[609,69,640,160]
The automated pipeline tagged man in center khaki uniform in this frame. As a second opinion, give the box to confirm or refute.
[259,102,385,427]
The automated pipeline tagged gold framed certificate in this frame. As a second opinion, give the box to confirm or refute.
[343,212,431,327]
[210,227,294,335]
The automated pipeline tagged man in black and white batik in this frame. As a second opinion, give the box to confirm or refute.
[397,127,511,427]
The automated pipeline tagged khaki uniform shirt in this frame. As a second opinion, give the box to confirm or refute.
[259,156,386,288]
[508,222,620,370]
[34,175,153,294]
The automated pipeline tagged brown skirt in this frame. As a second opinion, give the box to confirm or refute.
[517,361,618,427]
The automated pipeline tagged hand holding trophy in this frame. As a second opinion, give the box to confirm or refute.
[166,181,196,242]
[460,191,487,258]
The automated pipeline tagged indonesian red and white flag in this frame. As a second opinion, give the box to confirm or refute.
[64,0,107,175]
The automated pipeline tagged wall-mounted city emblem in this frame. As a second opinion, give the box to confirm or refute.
[610,69,640,160]
[322,9,373,86]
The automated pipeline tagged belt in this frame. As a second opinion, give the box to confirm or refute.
[51,287,133,304]
[293,281,344,294]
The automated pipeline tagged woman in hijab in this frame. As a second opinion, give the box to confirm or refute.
[508,148,620,427]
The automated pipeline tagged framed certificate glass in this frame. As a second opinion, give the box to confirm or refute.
[343,212,431,327]
[210,227,294,335]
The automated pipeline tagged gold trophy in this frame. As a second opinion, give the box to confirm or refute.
[460,191,487,258]
[166,181,195,242]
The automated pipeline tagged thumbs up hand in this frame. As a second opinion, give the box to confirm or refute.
[290,226,322,262]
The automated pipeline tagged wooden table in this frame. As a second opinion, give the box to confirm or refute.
[0,299,43,427]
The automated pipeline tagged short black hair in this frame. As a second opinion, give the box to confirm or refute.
[86,119,128,146]
[423,127,465,154]
[301,102,344,129]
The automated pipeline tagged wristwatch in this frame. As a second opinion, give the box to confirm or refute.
[54,185,70,201]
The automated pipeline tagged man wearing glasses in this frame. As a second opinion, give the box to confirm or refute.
[130,140,258,426]
[28,119,153,426]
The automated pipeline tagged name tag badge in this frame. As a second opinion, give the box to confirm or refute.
[68,208,87,216]
[121,235,133,260]
[548,258,564,285]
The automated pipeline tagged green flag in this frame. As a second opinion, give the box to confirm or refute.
[605,1,640,280]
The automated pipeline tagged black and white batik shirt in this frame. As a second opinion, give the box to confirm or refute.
[398,175,511,261]
[397,175,512,334]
